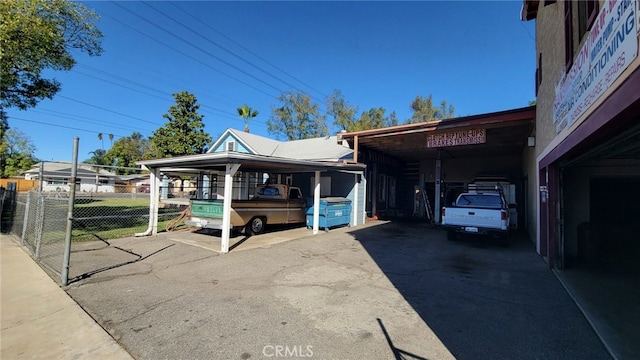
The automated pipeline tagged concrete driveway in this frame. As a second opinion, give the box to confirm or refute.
[65,221,610,360]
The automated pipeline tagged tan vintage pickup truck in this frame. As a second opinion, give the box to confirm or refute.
[185,184,306,235]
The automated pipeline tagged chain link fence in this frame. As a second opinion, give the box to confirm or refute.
[2,161,189,284]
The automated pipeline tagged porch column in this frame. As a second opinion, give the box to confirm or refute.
[221,163,241,253]
[313,171,321,234]
[352,174,359,226]
[434,151,442,224]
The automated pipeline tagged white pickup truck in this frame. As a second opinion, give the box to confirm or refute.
[441,187,510,246]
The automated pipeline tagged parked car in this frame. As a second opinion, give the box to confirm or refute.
[137,184,150,193]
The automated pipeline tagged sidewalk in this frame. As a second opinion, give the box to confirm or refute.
[1,235,133,360]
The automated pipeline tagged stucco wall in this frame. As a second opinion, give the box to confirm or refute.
[535,0,640,161]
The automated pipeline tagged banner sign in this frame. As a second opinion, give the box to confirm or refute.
[553,0,638,134]
[427,129,486,148]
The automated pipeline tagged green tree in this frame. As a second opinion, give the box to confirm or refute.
[0,112,9,176]
[0,0,103,110]
[408,95,455,123]
[349,107,395,132]
[151,91,212,158]
[389,111,399,127]
[104,132,151,175]
[267,90,328,140]
[84,149,107,165]
[326,90,358,132]
[237,104,259,133]
[1,128,37,177]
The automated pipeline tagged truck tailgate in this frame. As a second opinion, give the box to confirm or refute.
[445,208,505,230]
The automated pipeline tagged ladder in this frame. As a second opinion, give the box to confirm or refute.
[422,190,434,224]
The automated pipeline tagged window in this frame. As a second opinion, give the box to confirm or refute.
[564,0,573,69]
[289,188,301,200]
[47,178,68,185]
[578,0,598,40]
[226,141,235,152]
[565,0,598,71]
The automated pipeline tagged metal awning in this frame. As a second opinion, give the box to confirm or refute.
[135,153,366,253]
[341,106,535,162]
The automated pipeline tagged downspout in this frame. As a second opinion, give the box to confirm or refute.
[135,166,159,237]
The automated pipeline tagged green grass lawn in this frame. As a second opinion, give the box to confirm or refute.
[71,197,188,241]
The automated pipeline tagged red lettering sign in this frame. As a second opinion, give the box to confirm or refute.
[426,129,486,148]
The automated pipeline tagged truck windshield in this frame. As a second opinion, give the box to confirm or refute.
[456,194,503,209]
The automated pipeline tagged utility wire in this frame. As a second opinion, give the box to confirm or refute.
[10,117,129,138]
[109,2,280,99]
[29,108,150,133]
[139,1,288,96]
[156,2,314,97]
[168,2,327,99]
[57,95,162,126]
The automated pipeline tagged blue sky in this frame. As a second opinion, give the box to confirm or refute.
[6,1,536,162]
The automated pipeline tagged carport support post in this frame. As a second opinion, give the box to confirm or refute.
[221,163,240,253]
[313,171,321,234]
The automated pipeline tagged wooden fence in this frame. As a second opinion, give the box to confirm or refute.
[0,179,38,192]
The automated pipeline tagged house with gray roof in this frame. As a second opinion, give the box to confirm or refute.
[208,128,353,162]
[24,162,119,193]
[204,128,364,211]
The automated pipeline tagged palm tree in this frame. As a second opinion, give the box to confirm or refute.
[237,104,259,133]
[108,133,114,147]
[98,133,103,149]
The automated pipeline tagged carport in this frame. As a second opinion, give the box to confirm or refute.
[135,152,366,253]
[340,106,535,227]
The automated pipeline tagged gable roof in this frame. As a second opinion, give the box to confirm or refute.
[24,162,118,179]
[208,129,280,155]
[272,136,352,161]
[208,128,353,161]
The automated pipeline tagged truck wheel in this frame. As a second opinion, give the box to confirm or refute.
[447,230,457,241]
[247,217,266,235]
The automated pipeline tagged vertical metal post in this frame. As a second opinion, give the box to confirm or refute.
[221,163,240,254]
[434,150,442,224]
[313,171,320,234]
[62,137,79,286]
[38,162,44,192]
[34,196,44,258]
[352,174,359,226]
[21,193,31,246]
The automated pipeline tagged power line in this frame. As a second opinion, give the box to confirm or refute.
[57,95,163,126]
[9,117,129,138]
[151,2,314,97]
[29,108,150,133]
[72,65,242,120]
[107,2,280,100]
[169,1,328,100]
[138,1,288,96]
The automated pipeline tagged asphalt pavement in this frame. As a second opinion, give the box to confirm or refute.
[59,220,611,360]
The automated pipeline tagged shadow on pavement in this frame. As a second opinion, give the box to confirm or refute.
[348,220,611,360]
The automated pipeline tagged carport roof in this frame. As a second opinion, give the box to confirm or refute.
[341,106,535,162]
[136,151,366,175]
